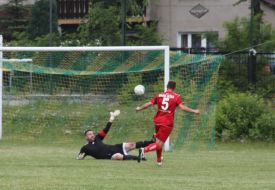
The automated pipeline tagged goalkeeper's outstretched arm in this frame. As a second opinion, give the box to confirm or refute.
[136,101,153,112]
[97,122,112,140]
[97,110,120,140]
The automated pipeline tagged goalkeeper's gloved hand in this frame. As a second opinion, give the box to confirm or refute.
[109,110,120,122]
[76,153,85,160]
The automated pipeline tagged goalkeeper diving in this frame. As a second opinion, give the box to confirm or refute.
[76,110,153,161]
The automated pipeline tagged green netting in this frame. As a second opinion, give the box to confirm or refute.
[1,50,223,148]
[171,55,223,149]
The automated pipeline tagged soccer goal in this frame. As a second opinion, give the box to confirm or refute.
[0,35,222,150]
[0,40,173,148]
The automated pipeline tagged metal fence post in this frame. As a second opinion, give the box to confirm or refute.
[248,49,257,84]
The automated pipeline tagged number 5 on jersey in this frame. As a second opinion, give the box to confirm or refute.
[161,97,169,110]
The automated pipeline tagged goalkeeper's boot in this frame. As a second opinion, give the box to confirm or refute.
[137,148,144,163]
[109,110,120,122]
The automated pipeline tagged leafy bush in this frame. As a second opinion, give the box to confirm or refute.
[216,92,275,142]
[8,32,61,47]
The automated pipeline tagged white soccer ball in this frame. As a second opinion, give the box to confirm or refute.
[134,85,145,95]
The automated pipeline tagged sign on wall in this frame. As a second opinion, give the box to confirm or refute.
[189,4,209,19]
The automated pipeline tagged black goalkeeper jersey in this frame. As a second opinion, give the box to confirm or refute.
[79,122,124,159]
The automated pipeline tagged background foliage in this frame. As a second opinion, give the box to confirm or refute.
[27,0,58,39]
[216,92,275,142]
[0,0,30,41]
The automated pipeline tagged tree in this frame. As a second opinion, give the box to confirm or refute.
[234,0,263,46]
[27,0,58,39]
[91,0,148,16]
[218,16,275,52]
[78,2,121,46]
[0,0,30,41]
[128,22,162,45]
[77,1,161,46]
[216,16,275,99]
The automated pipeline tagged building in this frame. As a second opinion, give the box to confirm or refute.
[147,0,252,50]
[0,0,274,48]
[261,0,275,26]
[57,0,90,32]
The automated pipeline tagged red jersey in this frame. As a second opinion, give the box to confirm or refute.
[150,90,183,127]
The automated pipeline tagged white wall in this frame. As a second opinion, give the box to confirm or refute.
[261,2,275,27]
[148,0,251,47]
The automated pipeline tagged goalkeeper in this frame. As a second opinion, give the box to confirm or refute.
[76,110,152,161]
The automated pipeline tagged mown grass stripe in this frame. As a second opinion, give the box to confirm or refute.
[145,52,187,71]
[57,52,81,70]
[97,52,131,72]
[127,51,162,71]
[85,52,114,71]
[44,52,65,68]
[142,54,163,70]
[110,52,146,72]
[70,52,97,71]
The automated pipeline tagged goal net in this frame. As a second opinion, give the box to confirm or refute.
[0,45,223,150]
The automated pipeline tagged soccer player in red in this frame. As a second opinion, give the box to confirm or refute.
[135,80,200,165]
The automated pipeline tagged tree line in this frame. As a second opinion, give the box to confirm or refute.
[0,0,161,46]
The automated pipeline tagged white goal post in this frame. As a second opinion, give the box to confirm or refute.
[0,35,2,140]
[0,42,171,151]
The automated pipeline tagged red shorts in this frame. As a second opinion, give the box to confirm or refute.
[155,125,173,143]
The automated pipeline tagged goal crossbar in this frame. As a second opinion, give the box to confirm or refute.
[0,46,169,52]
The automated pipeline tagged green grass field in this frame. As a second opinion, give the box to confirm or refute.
[1,142,275,190]
[1,100,274,189]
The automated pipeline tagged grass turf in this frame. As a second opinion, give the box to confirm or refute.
[0,142,275,190]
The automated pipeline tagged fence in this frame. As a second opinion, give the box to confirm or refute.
[224,52,275,91]
[170,49,275,102]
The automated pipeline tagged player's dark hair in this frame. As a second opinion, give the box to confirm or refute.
[167,80,176,90]
[84,129,92,136]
